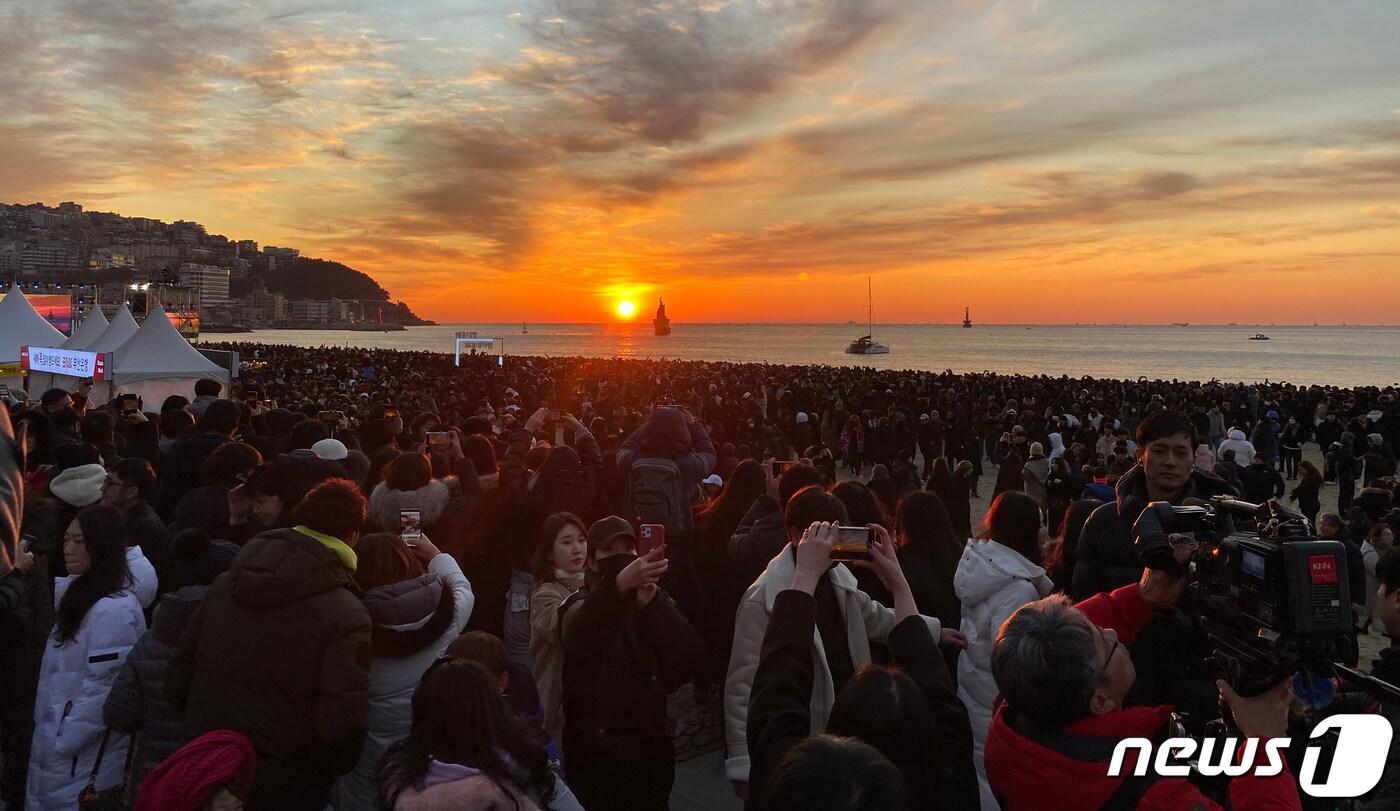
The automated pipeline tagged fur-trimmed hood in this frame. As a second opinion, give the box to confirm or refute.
[368,479,451,532]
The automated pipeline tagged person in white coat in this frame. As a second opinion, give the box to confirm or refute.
[26,505,145,810]
[336,532,475,811]
[1217,428,1256,469]
[954,491,1053,811]
[723,486,966,793]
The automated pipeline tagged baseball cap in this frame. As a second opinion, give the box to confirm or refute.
[588,515,636,551]
[702,474,723,487]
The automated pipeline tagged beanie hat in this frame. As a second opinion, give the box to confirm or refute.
[49,463,106,508]
[311,438,349,461]
[795,412,809,424]
[135,730,256,811]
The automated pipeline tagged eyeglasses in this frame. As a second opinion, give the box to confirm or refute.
[103,477,133,489]
[1094,632,1120,684]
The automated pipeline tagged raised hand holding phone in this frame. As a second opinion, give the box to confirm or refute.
[616,545,668,593]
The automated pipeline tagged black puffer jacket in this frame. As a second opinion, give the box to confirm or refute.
[103,585,207,788]
[727,494,787,588]
[1072,464,1237,598]
[1360,647,1400,810]
[166,528,372,811]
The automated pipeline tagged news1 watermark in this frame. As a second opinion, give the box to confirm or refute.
[1108,714,1394,798]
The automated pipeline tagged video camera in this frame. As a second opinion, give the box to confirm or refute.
[1133,496,1354,698]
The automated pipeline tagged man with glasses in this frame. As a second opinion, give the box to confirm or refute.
[982,565,1300,810]
[99,458,162,607]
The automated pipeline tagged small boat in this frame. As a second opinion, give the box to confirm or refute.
[522,322,528,334]
[653,298,671,336]
[845,278,890,354]
[1249,333,1270,341]
[1172,322,1189,327]
[962,306,973,328]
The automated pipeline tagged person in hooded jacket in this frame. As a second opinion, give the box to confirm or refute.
[560,515,704,811]
[954,491,1053,811]
[337,531,474,811]
[1216,427,1256,470]
[1239,452,1285,504]
[166,479,372,811]
[101,529,239,791]
[1020,442,1050,522]
[26,505,146,811]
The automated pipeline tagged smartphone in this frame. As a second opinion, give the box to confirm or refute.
[384,406,400,420]
[121,395,139,413]
[399,509,423,545]
[426,431,452,449]
[771,459,797,478]
[638,523,665,557]
[20,533,35,554]
[829,526,874,562]
[319,410,345,424]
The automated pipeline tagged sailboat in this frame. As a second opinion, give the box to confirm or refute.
[522,322,528,334]
[845,278,890,355]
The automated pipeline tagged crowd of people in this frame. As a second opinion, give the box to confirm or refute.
[0,342,1398,810]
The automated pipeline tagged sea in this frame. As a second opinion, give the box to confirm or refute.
[226,323,1400,388]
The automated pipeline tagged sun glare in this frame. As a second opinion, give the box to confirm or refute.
[617,300,636,318]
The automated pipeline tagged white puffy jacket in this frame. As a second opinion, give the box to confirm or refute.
[26,577,146,810]
[954,539,1053,811]
[1217,429,1257,466]
[723,543,942,782]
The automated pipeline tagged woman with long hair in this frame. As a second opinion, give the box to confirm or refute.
[953,492,1053,810]
[27,506,145,810]
[839,415,865,476]
[337,531,474,811]
[1044,498,1103,597]
[1290,460,1324,529]
[377,658,571,810]
[893,491,966,679]
[832,480,895,603]
[529,512,589,743]
[692,459,766,688]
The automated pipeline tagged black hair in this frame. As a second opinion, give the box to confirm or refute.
[288,418,330,450]
[79,410,115,446]
[778,463,826,507]
[377,658,554,811]
[198,400,240,435]
[828,665,934,804]
[198,442,263,487]
[463,433,499,475]
[784,485,849,532]
[1377,547,1400,593]
[110,457,158,504]
[531,512,588,583]
[161,395,190,413]
[980,491,1044,566]
[831,480,892,530]
[291,479,366,540]
[194,378,223,397]
[55,506,133,644]
[1135,410,1198,450]
[765,735,909,811]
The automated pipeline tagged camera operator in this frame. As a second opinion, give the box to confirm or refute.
[1074,411,1236,719]
[984,568,1301,810]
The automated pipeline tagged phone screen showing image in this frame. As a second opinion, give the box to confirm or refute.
[399,510,423,544]
[830,526,873,562]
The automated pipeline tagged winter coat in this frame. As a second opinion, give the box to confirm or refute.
[367,478,475,552]
[529,573,585,744]
[1072,464,1236,599]
[560,556,703,811]
[1216,428,1256,466]
[726,494,788,589]
[158,432,230,513]
[1239,461,1285,504]
[723,544,943,782]
[126,545,158,610]
[125,502,169,569]
[101,585,207,789]
[26,578,145,811]
[616,409,716,489]
[166,527,372,811]
[338,553,474,811]
[747,589,978,811]
[954,539,1053,811]
[1360,647,1400,810]
[984,584,1303,811]
[389,757,586,811]
[1021,456,1050,507]
[167,483,235,540]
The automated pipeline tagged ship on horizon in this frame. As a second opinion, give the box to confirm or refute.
[653,298,671,336]
[963,307,973,329]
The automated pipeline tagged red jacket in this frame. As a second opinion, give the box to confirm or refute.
[984,584,1302,810]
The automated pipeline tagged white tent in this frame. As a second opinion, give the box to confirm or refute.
[110,303,230,404]
[87,304,140,353]
[61,308,111,350]
[0,286,66,362]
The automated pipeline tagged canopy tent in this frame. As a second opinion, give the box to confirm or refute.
[61,308,111,350]
[110,303,229,404]
[87,304,140,353]
[0,286,66,363]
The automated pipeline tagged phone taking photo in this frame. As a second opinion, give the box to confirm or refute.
[771,459,797,479]
[399,509,422,546]
[829,526,874,562]
[638,523,665,557]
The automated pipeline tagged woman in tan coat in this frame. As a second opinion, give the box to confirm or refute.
[528,513,589,742]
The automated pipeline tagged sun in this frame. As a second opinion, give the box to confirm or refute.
[617,300,636,318]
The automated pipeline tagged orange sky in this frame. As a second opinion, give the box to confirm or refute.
[3,1,1399,324]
